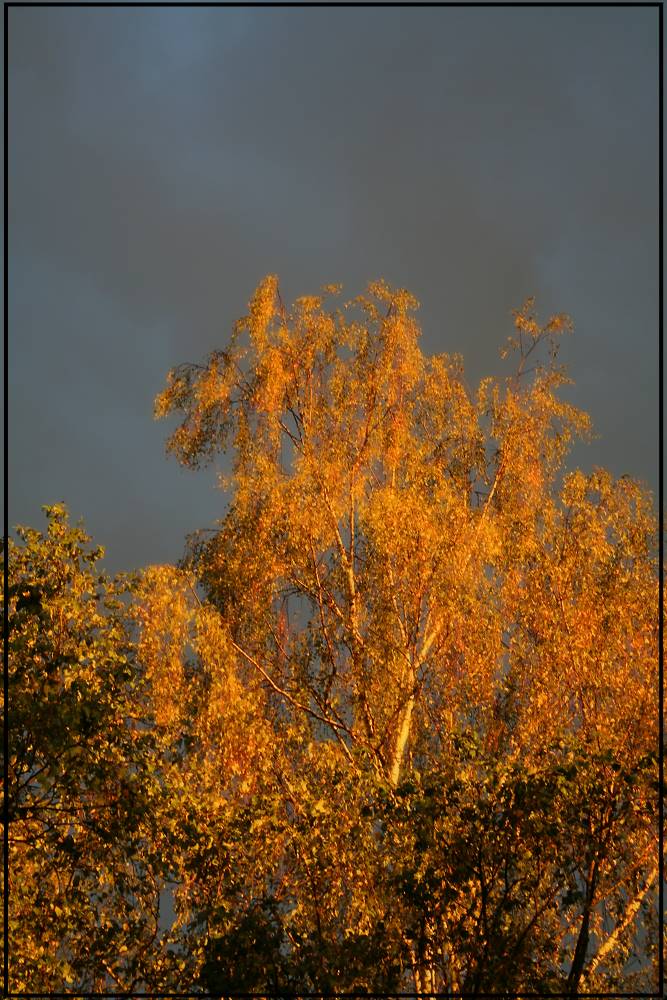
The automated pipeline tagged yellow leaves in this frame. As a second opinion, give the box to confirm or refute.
[194,603,232,677]
[501,299,574,369]
[162,600,275,797]
[364,484,439,576]
[247,274,279,352]
[514,315,540,338]
[254,345,288,430]
[153,371,180,420]
[195,358,227,410]
[499,339,518,360]
[475,513,503,565]
[523,457,544,495]
[294,294,323,313]
[512,297,572,339]
[544,311,574,335]
[155,276,656,804]
[11,285,660,990]
[502,463,657,760]
[135,565,194,730]
[560,468,588,507]
[365,279,420,315]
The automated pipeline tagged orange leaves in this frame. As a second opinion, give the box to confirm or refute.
[501,463,657,762]
[194,602,235,680]
[134,566,274,800]
[155,276,657,808]
[544,311,575,335]
[247,274,279,353]
[135,565,194,730]
[511,297,573,341]
[193,606,272,797]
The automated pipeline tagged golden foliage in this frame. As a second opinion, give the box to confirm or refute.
[151,277,658,992]
[155,276,655,785]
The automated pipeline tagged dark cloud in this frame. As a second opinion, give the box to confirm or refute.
[9,7,658,573]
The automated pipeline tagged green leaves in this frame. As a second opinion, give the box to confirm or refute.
[5,506,181,991]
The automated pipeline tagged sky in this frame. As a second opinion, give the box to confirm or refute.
[9,6,659,576]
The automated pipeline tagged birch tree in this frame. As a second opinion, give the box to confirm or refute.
[7,277,655,994]
[155,276,657,994]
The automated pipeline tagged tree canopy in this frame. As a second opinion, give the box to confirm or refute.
[4,278,659,995]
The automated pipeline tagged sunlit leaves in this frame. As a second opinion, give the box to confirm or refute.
[4,507,180,991]
[6,276,656,993]
[154,276,656,993]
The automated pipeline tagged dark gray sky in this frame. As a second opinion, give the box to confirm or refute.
[9,6,659,576]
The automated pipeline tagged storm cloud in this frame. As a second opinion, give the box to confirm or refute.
[9,7,658,574]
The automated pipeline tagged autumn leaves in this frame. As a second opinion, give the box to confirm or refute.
[6,279,658,992]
